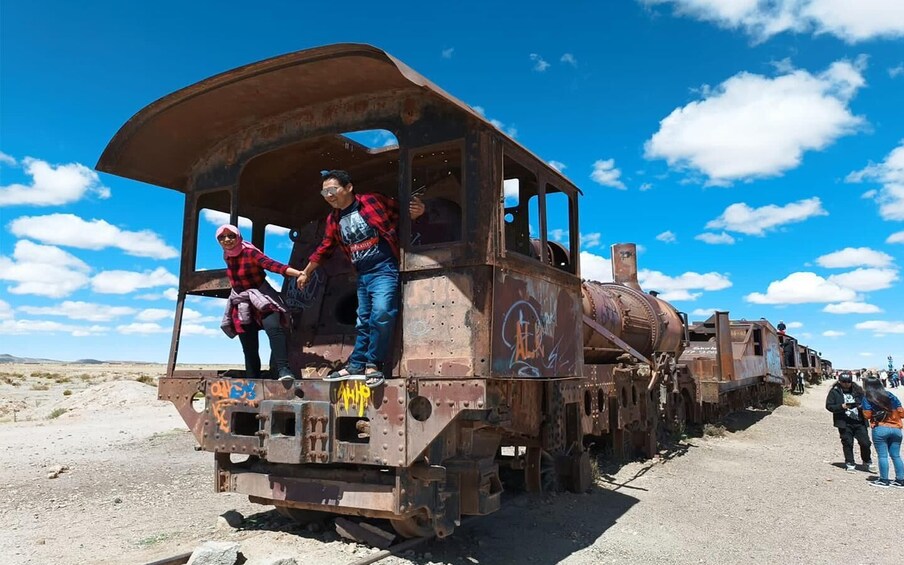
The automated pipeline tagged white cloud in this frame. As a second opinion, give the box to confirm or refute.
[847,141,904,221]
[580,252,613,282]
[580,233,602,248]
[0,152,16,166]
[590,159,627,190]
[0,240,91,298]
[0,319,108,336]
[886,231,904,244]
[745,272,857,304]
[529,53,550,72]
[705,197,827,235]
[656,230,677,243]
[787,321,804,329]
[91,267,179,294]
[548,229,569,243]
[638,270,732,301]
[855,320,904,334]
[695,232,736,245]
[644,61,865,184]
[200,210,290,236]
[135,288,179,301]
[489,118,518,138]
[816,246,894,268]
[642,0,904,43]
[0,299,13,320]
[548,160,567,172]
[691,307,723,317]
[827,268,899,292]
[18,301,137,322]
[8,213,178,259]
[136,308,172,322]
[0,156,111,206]
[560,53,578,67]
[116,322,170,335]
[890,64,904,78]
[441,47,454,59]
[639,183,653,191]
[181,323,218,336]
[860,352,874,357]
[823,301,883,314]
[822,330,845,337]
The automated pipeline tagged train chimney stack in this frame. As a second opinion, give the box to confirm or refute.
[611,243,642,290]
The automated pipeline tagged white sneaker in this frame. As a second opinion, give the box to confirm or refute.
[845,463,855,472]
[866,461,878,473]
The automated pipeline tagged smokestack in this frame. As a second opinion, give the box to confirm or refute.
[611,243,641,290]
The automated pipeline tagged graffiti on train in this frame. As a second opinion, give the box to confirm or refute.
[209,379,259,433]
[499,299,569,377]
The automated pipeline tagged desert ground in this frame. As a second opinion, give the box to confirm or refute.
[1,363,901,565]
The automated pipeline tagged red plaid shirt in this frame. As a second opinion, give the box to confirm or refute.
[225,245,290,291]
[309,193,400,266]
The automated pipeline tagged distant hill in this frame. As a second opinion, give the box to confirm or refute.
[72,358,106,364]
[0,353,63,364]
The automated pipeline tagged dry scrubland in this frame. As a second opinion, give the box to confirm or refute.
[1,365,902,565]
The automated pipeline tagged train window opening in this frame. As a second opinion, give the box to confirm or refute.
[584,391,592,416]
[544,185,575,273]
[341,129,399,150]
[336,417,371,444]
[271,412,297,436]
[752,328,763,356]
[409,143,464,246]
[232,411,260,436]
[502,155,540,259]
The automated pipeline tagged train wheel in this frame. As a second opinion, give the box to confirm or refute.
[274,505,329,525]
[390,512,434,538]
[526,447,564,493]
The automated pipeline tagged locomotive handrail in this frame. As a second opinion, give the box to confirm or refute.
[582,315,652,366]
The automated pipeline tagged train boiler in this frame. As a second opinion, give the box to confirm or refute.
[96,44,690,539]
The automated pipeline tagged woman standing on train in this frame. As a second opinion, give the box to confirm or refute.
[216,224,303,382]
[861,377,904,488]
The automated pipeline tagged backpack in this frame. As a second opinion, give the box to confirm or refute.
[870,409,889,425]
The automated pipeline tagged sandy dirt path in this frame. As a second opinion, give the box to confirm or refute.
[1,372,901,565]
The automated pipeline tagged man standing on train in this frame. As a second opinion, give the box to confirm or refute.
[297,170,424,388]
[826,373,876,473]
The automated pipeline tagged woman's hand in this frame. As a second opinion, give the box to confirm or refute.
[410,197,426,220]
[296,272,309,289]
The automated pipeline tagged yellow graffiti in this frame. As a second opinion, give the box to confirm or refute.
[209,379,259,433]
[336,380,371,417]
[514,312,545,363]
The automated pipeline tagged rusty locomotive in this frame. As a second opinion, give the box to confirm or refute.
[97,44,830,539]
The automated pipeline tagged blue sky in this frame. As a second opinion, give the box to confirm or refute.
[1,0,903,370]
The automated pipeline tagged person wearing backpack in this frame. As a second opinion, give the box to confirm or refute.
[861,377,904,488]
[825,373,875,473]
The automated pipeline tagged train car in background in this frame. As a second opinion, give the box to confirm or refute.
[675,313,784,424]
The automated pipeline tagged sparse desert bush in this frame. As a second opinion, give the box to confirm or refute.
[63,389,72,396]
[31,371,64,380]
[783,391,800,407]
[47,408,67,419]
[136,375,157,386]
[703,424,727,438]
[30,383,50,391]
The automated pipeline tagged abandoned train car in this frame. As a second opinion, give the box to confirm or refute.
[96,43,830,539]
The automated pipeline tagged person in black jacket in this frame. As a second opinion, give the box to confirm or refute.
[825,373,876,472]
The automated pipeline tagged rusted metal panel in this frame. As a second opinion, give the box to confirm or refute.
[406,379,487,465]
[401,271,490,378]
[491,268,581,378]
[233,472,400,514]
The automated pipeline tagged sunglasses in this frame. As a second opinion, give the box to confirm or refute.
[217,233,237,241]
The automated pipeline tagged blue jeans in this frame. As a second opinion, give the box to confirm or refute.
[347,265,399,373]
[871,426,904,481]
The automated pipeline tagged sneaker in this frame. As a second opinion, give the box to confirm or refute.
[868,479,891,488]
[277,367,295,383]
[866,461,878,473]
[845,463,855,472]
[892,480,904,489]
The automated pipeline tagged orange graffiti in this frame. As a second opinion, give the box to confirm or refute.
[336,380,371,417]
[513,311,545,363]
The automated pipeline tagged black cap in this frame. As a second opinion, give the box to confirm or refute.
[839,373,853,383]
